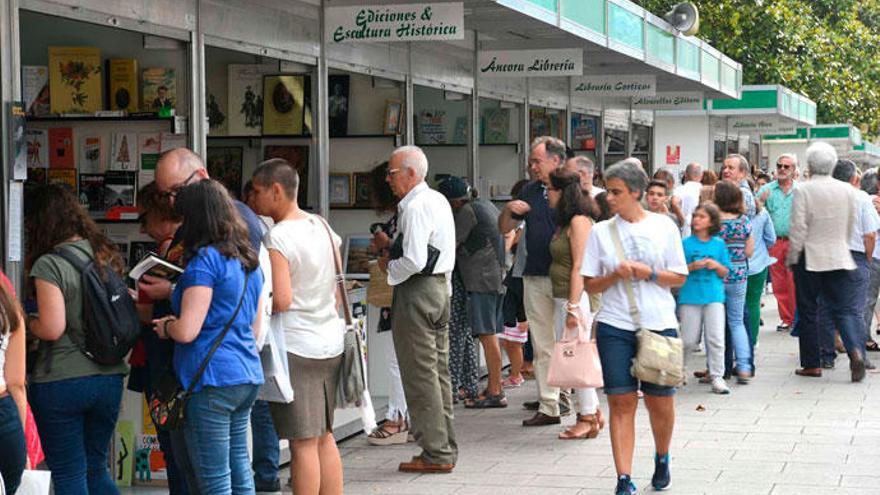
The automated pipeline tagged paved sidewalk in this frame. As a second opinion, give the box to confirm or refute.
[340,295,880,495]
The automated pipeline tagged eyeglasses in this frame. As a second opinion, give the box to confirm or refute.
[160,170,199,199]
[386,168,403,177]
[776,163,792,170]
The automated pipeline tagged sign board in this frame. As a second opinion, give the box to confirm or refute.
[478,49,583,77]
[326,3,464,43]
[571,75,656,98]
[632,92,703,111]
[666,145,681,165]
[727,116,797,136]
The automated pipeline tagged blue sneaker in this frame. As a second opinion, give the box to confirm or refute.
[652,453,671,491]
[615,474,637,495]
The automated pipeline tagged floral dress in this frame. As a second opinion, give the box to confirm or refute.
[449,268,479,398]
[720,215,752,285]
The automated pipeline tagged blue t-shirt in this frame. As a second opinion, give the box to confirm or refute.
[171,246,264,392]
[234,200,265,251]
[518,181,556,276]
[678,235,731,305]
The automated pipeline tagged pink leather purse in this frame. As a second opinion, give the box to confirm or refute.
[547,310,604,389]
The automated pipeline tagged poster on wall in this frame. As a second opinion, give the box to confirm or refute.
[262,75,306,136]
[326,3,465,44]
[481,108,509,144]
[207,147,244,199]
[328,75,350,137]
[571,115,597,151]
[632,125,651,154]
[666,145,681,165]
[228,64,275,136]
[417,110,447,144]
[264,145,309,208]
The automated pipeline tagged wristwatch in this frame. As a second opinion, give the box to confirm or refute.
[648,268,658,282]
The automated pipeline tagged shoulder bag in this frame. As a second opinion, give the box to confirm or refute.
[608,218,685,387]
[149,274,249,432]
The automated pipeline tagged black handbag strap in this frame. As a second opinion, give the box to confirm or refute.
[185,271,249,394]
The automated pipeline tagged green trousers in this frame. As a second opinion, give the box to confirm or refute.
[391,274,458,465]
[746,268,769,345]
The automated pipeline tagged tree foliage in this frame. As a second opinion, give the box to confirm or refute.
[641,0,880,137]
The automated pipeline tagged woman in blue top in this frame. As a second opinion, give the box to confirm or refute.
[745,194,776,346]
[715,181,755,385]
[678,203,731,394]
[153,180,264,495]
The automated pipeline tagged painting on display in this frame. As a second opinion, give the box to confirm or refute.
[352,172,372,208]
[417,110,447,144]
[228,64,274,136]
[481,108,510,144]
[263,145,309,207]
[206,147,244,199]
[328,75,350,137]
[262,75,306,135]
[343,235,372,280]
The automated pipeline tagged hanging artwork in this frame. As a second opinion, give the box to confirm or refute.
[481,108,510,144]
[329,173,352,207]
[228,64,274,136]
[417,110,447,144]
[352,172,372,208]
[263,145,309,208]
[328,75,350,137]
[383,100,402,135]
[207,147,244,199]
[262,75,306,135]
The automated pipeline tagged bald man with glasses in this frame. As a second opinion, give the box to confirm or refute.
[758,153,799,332]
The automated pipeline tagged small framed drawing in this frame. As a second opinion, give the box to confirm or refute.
[343,234,373,280]
[352,172,372,208]
[329,173,352,207]
[383,99,402,135]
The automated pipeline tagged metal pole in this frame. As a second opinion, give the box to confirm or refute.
[190,2,206,156]
[2,0,22,290]
[405,43,415,146]
[566,77,572,147]
[316,0,330,217]
[522,77,530,179]
[470,31,480,187]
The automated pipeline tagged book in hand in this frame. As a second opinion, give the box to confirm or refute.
[129,252,183,282]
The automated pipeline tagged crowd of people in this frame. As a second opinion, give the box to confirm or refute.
[0,136,878,495]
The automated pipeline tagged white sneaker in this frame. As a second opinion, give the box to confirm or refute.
[711,377,730,395]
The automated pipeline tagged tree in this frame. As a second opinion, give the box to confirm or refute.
[641,0,880,137]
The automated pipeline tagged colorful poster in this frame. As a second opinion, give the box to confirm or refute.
[666,145,681,165]
[48,127,75,168]
[48,46,102,114]
[481,108,510,144]
[26,129,49,168]
[417,110,447,144]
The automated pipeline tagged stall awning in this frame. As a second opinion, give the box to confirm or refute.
[764,124,880,167]
[466,0,742,98]
[707,85,816,125]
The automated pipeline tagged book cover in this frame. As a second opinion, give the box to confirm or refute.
[22,66,50,117]
[48,127,75,168]
[138,133,161,170]
[48,46,102,114]
[159,132,186,153]
[79,134,104,173]
[26,129,49,168]
[78,173,105,215]
[105,170,137,207]
[481,108,510,144]
[129,251,182,282]
[108,59,139,112]
[128,242,159,272]
[110,132,139,171]
[417,110,447,144]
[112,420,134,487]
[262,75,305,136]
[47,168,77,190]
[206,147,243,199]
[141,68,175,112]
[227,64,274,136]
[263,145,308,207]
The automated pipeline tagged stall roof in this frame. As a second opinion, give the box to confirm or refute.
[763,123,880,167]
[464,0,741,98]
[707,85,816,125]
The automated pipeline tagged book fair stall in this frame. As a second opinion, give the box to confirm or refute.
[763,123,880,171]
[0,0,744,487]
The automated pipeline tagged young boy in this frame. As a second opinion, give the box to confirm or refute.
[646,180,683,229]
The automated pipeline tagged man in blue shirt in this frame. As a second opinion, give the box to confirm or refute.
[499,136,566,427]
[147,148,282,494]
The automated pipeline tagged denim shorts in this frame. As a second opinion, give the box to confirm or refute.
[596,322,678,397]
[467,291,503,336]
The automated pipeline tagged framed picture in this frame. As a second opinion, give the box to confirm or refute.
[328,75,350,137]
[262,75,306,136]
[352,172,372,208]
[329,173,352,207]
[206,147,244,199]
[264,145,309,207]
[343,234,373,280]
[383,99,402,135]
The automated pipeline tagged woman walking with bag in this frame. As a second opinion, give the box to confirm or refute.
[546,169,603,440]
[581,161,688,495]
[151,180,265,495]
[26,184,129,495]
[249,160,344,495]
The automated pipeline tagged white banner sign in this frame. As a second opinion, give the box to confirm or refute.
[728,116,797,135]
[326,3,464,44]
[632,91,703,110]
[478,49,583,78]
[571,75,656,98]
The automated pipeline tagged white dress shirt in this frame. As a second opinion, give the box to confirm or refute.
[674,180,703,237]
[387,182,456,286]
[850,189,880,254]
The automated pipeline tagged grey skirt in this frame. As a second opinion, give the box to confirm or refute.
[269,353,343,439]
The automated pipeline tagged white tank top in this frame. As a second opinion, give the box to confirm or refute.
[0,331,8,392]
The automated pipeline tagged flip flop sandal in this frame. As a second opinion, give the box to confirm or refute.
[366,424,410,446]
[868,341,880,352]
[464,393,508,409]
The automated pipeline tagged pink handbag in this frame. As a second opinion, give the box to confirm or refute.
[547,312,604,389]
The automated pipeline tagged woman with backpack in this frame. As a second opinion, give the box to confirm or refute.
[25,184,129,495]
[151,179,265,495]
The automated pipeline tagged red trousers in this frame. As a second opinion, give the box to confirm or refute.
[768,238,796,325]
